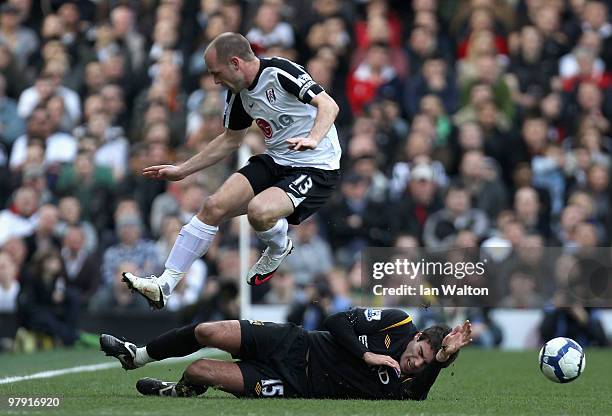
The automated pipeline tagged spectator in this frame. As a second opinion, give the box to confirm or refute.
[500,267,545,308]
[73,111,129,180]
[423,183,489,248]
[110,5,145,73]
[284,215,333,286]
[101,213,160,286]
[541,306,609,347]
[391,162,443,242]
[17,62,81,124]
[0,3,38,70]
[346,42,401,116]
[322,172,392,266]
[507,25,554,111]
[263,266,296,304]
[246,1,295,53]
[388,128,449,199]
[513,186,550,239]
[24,203,61,262]
[54,196,98,254]
[1,236,28,280]
[18,249,96,347]
[458,150,508,220]
[0,72,25,147]
[9,106,77,172]
[403,54,458,118]
[89,261,149,312]
[0,186,38,246]
[60,225,100,307]
[0,250,19,312]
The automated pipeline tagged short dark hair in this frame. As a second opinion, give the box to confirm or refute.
[420,324,451,353]
[419,324,460,366]
[207,32,255,62]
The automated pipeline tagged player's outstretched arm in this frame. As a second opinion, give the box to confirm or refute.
[143,128,248,181]
[286,92,339,151]
[436,320,473,363]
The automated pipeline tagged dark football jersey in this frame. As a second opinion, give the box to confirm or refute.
[306,308,446,400]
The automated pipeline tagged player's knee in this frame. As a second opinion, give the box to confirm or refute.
[185,360,214,385]
[201,195,227,223]
[194,323,215,344]
[247,200,275,228]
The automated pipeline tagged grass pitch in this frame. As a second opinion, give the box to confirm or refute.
[1,347,610,416]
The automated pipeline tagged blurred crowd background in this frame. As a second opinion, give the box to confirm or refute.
[0,0,610,351]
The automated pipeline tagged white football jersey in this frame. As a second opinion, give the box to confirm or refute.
[223,57,341,170]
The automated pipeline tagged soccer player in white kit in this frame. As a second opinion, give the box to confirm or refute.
[122,32,342,309]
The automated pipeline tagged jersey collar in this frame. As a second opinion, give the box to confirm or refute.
[247,58,270,91]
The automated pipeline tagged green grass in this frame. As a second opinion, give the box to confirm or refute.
[0,348,611,415]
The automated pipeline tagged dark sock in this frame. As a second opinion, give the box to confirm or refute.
[146,323,201,360]
[175,373,208,397]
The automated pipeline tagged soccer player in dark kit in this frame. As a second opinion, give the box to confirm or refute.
[122,32,341,309]
[100,308,472,400]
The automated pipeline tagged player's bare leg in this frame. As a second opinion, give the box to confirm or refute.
[101,320,242,370]
[136,359,244,397]
[246,187,295,286]
[123,174,254,308]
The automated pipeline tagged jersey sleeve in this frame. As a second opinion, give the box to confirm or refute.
[323,308,411,359]
[223,91,253,130]
[271,58,324,104]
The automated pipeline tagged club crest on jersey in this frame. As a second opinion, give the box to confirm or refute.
[364,308,382,321]
[265,88,276,104]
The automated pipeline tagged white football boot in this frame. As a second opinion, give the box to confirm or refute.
[122,272,168,309]
[246,238,293,286]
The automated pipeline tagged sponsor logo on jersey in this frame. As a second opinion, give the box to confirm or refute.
[256,118,273,139]
[377,367,390,385]
[249,320,264,326]
[254,381,262,395]
[265,88,277,104]
[364,308,382,321]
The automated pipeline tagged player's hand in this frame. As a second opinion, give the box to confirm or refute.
[363,351,401,374]
[142,164,186,181]
[286,137,319,151]
[437,320,472,362]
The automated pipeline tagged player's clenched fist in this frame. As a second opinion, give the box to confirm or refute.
[142,164,186,181]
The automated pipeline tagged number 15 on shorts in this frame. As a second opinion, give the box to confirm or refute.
[260,379,284,397]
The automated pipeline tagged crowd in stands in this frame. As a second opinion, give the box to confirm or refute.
[0,0,610,348]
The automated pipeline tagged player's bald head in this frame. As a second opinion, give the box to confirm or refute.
[205,32,256,63]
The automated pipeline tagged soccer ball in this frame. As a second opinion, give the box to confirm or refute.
[538,337,585,383]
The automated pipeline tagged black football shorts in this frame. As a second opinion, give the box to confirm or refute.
[234,320,308,398]
[237,154,340,224]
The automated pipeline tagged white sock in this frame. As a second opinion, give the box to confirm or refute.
[255,218,288,256]
[158,216,218,295]
[134,346,155,366]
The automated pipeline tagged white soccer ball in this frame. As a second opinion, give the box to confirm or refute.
[538,337,586,383]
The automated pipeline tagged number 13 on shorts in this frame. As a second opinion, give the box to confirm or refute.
[290,174,313,195]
